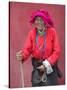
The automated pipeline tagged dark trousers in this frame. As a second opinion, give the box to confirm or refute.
[32,69,58,87]
[31,57,58,87]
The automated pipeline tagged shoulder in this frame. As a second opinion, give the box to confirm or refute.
[47,27,57,36]
[29,28,36,34]
[28,28,36,36]
[48,27,56,33]
[27,28,36,40]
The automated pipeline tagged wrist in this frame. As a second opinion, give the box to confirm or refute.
[43,59,53,74]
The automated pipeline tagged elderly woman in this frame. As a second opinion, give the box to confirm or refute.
[16,9,61,87]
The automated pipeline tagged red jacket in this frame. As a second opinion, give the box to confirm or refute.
[22,27,61,65]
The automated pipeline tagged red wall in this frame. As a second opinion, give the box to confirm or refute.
[9,2,65,88]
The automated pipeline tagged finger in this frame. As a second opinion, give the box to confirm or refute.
[16,54,22,57]
[37,66,41,69]
[16,50,22,55]
[16,54,22,59]
[18,50,22,54]
[16,53,22,57]
[16,55,22,58]
[16,57,22,61]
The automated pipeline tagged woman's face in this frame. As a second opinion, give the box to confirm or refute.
[34,16,46,30]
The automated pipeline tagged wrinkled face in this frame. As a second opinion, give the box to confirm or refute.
[34,16,46,30]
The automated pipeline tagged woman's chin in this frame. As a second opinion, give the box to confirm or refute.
[37,27,43,30]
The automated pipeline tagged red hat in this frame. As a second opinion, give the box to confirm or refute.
[30,9,54,27]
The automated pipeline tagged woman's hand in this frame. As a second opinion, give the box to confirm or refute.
[37,65,46,72]
[16,50,23,61]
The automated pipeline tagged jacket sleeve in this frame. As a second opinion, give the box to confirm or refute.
[22,31,33,60]
[47,29,61,65]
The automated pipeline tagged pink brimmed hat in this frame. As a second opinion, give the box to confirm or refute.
[30,9,54,27]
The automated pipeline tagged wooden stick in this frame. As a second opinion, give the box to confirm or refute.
[19,62,24,87]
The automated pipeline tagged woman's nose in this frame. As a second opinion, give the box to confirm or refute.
[37,20,43,24]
